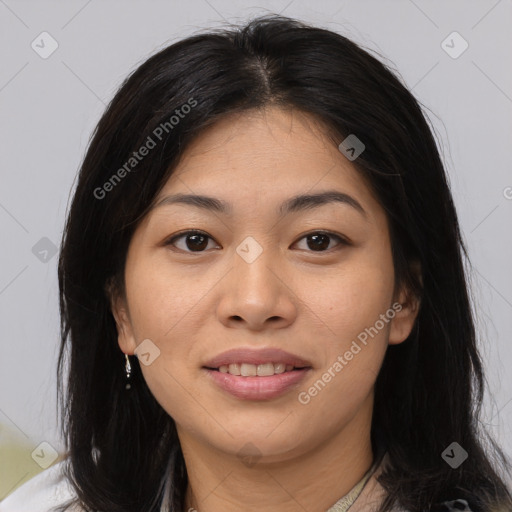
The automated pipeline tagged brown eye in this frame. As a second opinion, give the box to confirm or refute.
[294,231,348,252]
[165,230,348,254]
[166,231,218,252]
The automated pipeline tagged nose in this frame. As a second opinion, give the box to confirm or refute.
[216,246,297,331]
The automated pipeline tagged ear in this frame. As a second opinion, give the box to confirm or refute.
[388,261,422,346]
[105,277,137,355]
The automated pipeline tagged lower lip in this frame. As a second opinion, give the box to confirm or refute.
[203,368,311,400]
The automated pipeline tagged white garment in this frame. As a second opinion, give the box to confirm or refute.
[0,461,81,512]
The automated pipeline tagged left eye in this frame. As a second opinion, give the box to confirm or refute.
[293,231,347,252]
[165,230,348,253]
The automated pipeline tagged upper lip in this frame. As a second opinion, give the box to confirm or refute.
[203,348,312,369]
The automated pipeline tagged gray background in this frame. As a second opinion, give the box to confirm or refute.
[1,0,511,497]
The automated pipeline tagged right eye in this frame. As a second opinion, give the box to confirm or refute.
[164,230,220,253]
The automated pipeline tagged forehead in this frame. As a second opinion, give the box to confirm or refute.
[153,107,382,221]
[171,107,343,179]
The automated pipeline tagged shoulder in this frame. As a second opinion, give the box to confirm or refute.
[350,452,475,512]
[0,460,82,512]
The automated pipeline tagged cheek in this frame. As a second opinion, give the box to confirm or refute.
[309,254,395,349]
[125,253,209,340]
[299,265,393,421]
[124,256,213,415]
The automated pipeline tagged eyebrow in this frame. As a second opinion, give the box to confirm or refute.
[153,190,367,219]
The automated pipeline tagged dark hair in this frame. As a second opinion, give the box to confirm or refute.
[56,14,512,512]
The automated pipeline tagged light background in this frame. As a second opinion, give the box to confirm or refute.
[0,0,511,500]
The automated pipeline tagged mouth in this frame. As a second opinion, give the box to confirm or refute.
[201,348,313,399]
[203,363,312,376]
[202,365,312,400]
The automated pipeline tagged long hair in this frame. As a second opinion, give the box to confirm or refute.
[56,14,512,512]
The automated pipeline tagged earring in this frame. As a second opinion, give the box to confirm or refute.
[125,354,132,390]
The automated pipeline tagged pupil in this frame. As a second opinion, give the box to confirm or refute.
[186,234,208,251]
[308,234,329,251]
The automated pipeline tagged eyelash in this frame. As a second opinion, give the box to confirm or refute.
[164,229,350,254]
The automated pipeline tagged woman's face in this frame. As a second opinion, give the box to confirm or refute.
[112,107,419,462]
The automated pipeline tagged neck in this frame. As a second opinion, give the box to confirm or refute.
[179,394,375,512]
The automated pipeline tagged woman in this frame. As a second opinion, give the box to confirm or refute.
[1,14,510,512]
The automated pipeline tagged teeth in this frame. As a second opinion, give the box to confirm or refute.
[229,363,241,375]
[256,363,276,376]
[217,362,296,376]
[241,363,257,376]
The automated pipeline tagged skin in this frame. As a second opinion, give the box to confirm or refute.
[110,107,421,512]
